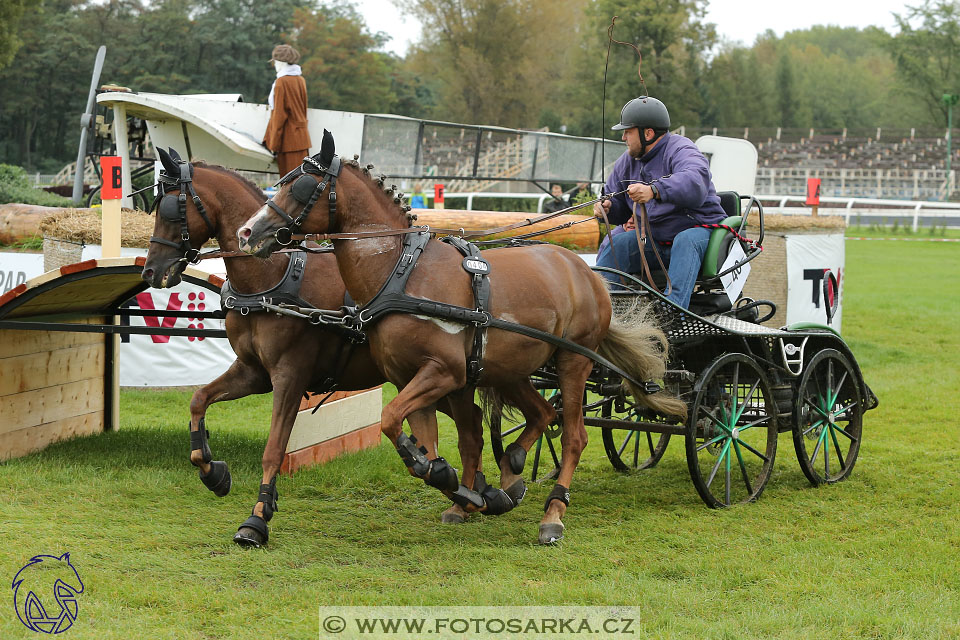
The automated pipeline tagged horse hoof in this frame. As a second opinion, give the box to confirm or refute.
[538,522,565,545]
[200,460,231,497]
[441,510,466,524]
[503,478,527,506]
[233,526,266,548]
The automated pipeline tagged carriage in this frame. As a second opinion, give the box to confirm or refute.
[144,137,878,545]
[490,192,879,508]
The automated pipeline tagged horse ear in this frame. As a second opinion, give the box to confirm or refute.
[157,147,179,174]
[167,147,183,163]
[316,129,335,168]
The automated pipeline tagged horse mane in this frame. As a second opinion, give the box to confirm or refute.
[342,155,416,227]
[191,161,266,202]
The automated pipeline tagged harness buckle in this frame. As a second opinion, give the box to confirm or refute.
[224,296,236,309]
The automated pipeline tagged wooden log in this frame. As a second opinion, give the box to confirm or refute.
[0,204,74,244]
[411,209,599,250]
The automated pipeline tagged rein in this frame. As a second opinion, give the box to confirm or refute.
[284,187,630,244]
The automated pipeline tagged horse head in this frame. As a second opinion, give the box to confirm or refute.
[238,129,340,257]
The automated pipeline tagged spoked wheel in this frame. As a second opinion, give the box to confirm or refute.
[685,353,778,508]
[792,349,863,485]
[490,391,561,483]
[600,399,671,471]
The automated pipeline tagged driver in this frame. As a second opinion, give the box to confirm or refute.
[594,96,726,309]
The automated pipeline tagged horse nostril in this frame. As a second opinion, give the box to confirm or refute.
[239,227,252,240]
[142,268,154,280]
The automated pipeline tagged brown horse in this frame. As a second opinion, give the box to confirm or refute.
[141,148,481,547]
[237,132,686,543]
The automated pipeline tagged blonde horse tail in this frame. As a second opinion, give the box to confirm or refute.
[597,310,688,420]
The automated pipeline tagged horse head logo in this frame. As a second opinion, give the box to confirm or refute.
[12,553,84,634]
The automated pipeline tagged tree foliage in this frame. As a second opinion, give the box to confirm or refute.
[2,0,959,173]
[0,0,29,69]
[889,0,960,124]
[398,0,587,128]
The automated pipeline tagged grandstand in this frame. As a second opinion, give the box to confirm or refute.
[679,126,959,201]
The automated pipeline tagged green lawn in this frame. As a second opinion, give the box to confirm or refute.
[1,239,958,639]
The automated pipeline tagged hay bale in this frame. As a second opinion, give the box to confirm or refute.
[39,207,155,248]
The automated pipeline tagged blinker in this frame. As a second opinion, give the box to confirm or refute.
[157,194,181,221]
[291,174,319,204]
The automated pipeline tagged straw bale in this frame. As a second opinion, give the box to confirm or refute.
[747,211,845,232]
[39,207,156,248]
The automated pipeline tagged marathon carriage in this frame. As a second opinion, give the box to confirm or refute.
[492,191,879,508]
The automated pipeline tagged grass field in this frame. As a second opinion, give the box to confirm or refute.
[2,238,959,639]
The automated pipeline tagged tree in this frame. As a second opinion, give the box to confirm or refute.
[398,0,587,128]
[776,53,797,127]
[559,0,716,137]
[0,0,29,69]
[889,0,960,125]
[290,2,398,113]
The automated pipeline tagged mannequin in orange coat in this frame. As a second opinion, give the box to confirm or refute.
[263,45,311,175]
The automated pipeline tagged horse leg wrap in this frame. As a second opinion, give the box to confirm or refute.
[190,418,212,463]
[395,433,431,478]
[543,483,571,512]
[503,442,527,475]
[257,479,279,522]
[425,457,459,492]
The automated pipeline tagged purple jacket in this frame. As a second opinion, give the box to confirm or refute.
[603,132,726,243]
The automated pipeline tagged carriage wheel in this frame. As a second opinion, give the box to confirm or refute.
[489,391,561,483]
[685,353,778,508]
[600,400,671,471]
[792,349,863,485]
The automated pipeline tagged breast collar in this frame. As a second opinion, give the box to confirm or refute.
[220,250,311,315]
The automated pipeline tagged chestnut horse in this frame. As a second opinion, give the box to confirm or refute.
[238,132,686,544]
[142,148,486,546]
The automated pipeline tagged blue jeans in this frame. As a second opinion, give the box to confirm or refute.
[596,226,712,309]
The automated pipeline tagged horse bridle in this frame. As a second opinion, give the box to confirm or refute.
[267,154,342,246]
[151,160,216,263]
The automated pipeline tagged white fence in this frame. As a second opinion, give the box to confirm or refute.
[442,191,960,230]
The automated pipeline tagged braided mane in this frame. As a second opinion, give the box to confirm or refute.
[342,155,417,227]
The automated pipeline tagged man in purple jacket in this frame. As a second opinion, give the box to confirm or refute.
[594,96,726,308]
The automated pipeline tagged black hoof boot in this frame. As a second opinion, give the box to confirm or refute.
[199,460,231,497]
[234,515,268,548]
[425,457,459,493]
[504,442,527,475]
[503,478,527,506]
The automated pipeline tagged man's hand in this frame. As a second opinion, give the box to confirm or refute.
[627,182,656,204]
[593,197,612,218]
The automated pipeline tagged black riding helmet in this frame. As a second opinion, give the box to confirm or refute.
[612,96,671,131]
[612,96,670,156]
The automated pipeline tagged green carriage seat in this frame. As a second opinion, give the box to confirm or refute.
[700,190,745,281]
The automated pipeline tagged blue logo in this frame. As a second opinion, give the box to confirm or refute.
[12,553,84,634]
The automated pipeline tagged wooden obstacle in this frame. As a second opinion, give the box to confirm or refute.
[413,209,599,249]
[0,257,381,466]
